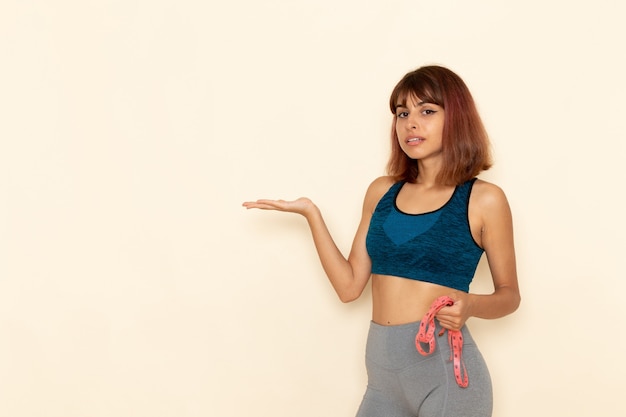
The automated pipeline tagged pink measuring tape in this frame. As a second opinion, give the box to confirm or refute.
[415,296,469,388]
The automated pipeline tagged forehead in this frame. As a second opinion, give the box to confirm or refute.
[395,93,441,109]
[391,76,442,106]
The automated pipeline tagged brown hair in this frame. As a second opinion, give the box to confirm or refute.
[386,65,492,185]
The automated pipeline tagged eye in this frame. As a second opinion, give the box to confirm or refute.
[422,109,437,115]
[397,111,409,118]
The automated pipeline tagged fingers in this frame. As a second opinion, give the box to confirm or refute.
[242,198,308,214]
[242,199,286,210]
[243,197,314,216]
[436,298,466,331]
[242,199,270,207]
[437,316,463,331]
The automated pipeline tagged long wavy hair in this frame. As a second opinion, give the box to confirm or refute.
[387,65,492,185]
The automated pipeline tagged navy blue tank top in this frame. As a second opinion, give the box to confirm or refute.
[365,179,483,292]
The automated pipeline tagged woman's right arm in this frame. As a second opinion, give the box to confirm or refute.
[243,176,392,303]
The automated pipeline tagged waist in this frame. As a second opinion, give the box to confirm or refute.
[371,274,463,326]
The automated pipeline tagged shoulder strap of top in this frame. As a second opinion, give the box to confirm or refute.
[453,178,477,209]
[372,181,404,213]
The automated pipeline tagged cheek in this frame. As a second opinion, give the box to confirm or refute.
[394,120,404,136]
[394,129,404,146]
[395,134,409,154]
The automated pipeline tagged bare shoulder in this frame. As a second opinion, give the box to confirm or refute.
[368,175,396,194]
[471,178,512,217]
[363,176,396,212]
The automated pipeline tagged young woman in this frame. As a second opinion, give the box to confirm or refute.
[243,65,520,417]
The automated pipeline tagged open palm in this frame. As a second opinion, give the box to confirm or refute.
[242,197,315,216]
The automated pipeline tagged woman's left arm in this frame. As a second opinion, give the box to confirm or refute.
[437,182,521,330]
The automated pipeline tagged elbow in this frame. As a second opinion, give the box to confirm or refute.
[493,285,521,316]
[507,289,521,315]
[338,288,362,304]
[333,269,368,303]
[513,292,522,312]
[338,293,358,304]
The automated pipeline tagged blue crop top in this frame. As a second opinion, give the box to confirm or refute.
[365,179,483,292]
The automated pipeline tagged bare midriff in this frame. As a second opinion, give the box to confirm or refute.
[371,274,458,326]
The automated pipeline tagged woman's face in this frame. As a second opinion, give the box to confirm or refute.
[394,96,445,162]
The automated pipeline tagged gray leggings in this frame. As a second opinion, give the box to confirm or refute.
[356,320,492,417]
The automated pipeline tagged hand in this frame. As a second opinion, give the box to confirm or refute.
[435,292,473,331]
[242,197,316,217]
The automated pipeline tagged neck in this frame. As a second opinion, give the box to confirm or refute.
[415,159,443,187]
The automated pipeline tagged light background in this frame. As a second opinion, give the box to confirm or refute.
[1,1,624,416]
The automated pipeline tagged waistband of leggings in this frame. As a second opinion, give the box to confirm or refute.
[368,319,475,346]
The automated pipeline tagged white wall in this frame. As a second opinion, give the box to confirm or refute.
[2,1,624,416]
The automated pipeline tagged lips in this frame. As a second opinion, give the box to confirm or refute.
[406,136,425,145]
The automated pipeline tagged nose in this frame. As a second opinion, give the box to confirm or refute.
[407,113,419,129]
